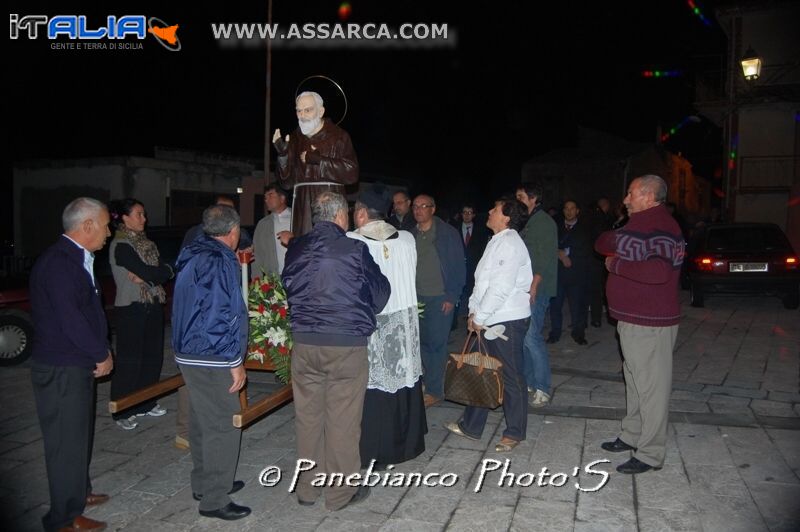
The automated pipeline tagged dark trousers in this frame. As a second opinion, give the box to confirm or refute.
[549,282,587,340]
[111,303,164,418]
[460,318,530,441]
[418,294,455,399]
[586,261,606,324]
[31,363,95,531]
[292,343,369,510]
[180,364,243,512]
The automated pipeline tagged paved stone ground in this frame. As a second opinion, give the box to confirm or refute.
[2,293,798,531]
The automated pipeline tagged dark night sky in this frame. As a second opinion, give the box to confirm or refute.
[5,1,727,243]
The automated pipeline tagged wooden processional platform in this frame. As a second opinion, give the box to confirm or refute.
[108,358,293,428]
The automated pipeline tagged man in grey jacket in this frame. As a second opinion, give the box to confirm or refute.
[410,194,466,407]
[252,184,291,279]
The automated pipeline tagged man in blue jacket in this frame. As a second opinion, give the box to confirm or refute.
[30,197,113,532]
[283,191,390,511]
[172,204,250,521]
[410,194,466,407]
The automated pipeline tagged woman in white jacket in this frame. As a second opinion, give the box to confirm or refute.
[446,197,533,452]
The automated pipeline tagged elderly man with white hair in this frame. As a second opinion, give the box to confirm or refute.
[273,90,359,237]
[30,197,114,532]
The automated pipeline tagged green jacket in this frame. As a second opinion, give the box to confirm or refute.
[520,209,558,299]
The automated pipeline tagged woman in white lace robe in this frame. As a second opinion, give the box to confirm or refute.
[348,198,427,469]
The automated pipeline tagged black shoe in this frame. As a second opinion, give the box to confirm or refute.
[193,480,245,501]
[601,438,637,453]
[546,335,560,344]
[298,498,316,506]
[336,485,370,511]
[616,457,662,474]
[199,502,251,520]
[591,320,602,328]
[572,335,588,345]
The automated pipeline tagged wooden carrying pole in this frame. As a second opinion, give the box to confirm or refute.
[109,363,294,428]
[108,374,185,413]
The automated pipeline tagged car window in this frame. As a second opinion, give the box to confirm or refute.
[707,227,789,252]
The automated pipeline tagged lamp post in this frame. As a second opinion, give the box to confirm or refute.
[264,0,273,184]
[740,46,762,81]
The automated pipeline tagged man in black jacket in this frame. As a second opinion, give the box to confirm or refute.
[452,203,489,315]
[548,200,591,345]
[283,191,390,511]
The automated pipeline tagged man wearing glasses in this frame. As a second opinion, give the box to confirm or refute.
[411,195,465,408]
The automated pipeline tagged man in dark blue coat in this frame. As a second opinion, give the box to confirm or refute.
[283,191,390,511]
[30,197,114,532]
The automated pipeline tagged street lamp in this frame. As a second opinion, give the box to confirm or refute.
[740,46,762,81]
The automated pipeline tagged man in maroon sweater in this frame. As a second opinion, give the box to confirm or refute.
[594,175,684,474]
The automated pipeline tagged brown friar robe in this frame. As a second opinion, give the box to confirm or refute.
[276,118,359,236]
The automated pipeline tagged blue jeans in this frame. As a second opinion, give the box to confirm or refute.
[418,294,454,398]
[523,295,551,394]
[460,318,530,441]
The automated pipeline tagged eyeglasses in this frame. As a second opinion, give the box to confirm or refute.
[412,204,434,210]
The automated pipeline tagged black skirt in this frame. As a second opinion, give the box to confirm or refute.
[360,378,428,469]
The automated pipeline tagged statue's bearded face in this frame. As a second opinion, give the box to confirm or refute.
[296,95,323,136]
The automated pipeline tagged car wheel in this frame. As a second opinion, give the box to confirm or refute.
[783,289,800,310]
[690,282,704,308]
[0,314,34,366]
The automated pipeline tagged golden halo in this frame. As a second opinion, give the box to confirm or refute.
[295,75,348,125]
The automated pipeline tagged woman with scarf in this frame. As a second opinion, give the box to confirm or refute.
[109,199,174,430]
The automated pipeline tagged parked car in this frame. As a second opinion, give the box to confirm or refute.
[0,276,34,366]
[684,223,799,309]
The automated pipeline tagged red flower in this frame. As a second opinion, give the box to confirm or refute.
[261,283,272,293]
[258,303,265,313]
[278,306,287,318]
[278,345,289,355]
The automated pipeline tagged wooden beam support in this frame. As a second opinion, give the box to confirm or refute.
[233,384,293,428]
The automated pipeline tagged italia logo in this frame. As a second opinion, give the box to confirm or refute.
[9,14,181,51]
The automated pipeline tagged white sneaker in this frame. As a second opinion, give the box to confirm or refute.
[116,416,138,430]
[136,404,167,417]
[529,389,551,408]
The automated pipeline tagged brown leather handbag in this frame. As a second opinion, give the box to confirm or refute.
[444,332,504,409]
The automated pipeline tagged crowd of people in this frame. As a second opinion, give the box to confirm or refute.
[25,89,685,529]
